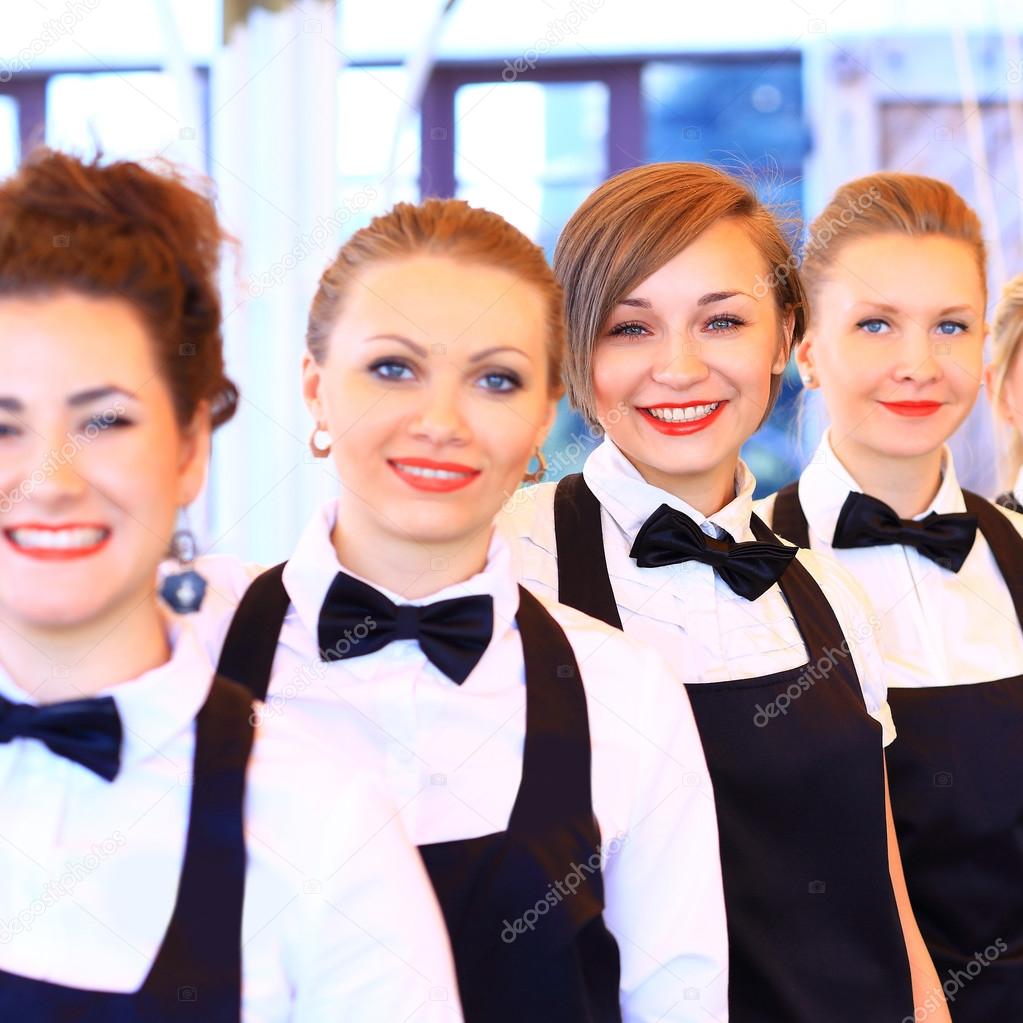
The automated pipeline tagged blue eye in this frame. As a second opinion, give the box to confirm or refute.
[370,359,415,381]
[609,321,649,337]
[857,318,890,335]
[705,315,745,332]
[0,422,21,438]
[936,321,967,336]
[478,372,521,393]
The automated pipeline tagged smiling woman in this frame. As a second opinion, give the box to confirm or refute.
[0,151,462,1023]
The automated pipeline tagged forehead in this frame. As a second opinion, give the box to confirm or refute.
[625,218,772,302]
[0,293,157,383]
[336,255,547,348]
[820,233,984,306]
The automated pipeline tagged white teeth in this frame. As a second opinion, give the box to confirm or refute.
[646,403,721,423]
[395,463,473,480]
[8,527,108,550]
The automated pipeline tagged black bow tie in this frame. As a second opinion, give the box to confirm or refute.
[831,491,978,572]
[630,504,797,601]
[0,693,123,781]
[317,572,494,684]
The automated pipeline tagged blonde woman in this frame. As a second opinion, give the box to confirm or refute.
[986,273,1023,510]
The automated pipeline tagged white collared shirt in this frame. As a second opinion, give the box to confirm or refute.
[498,435,895,745]
[756,429,1023,691]
[196,502,730,1023]
[0,614,461,1022]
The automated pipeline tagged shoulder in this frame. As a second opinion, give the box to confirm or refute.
[989,497,1023,537]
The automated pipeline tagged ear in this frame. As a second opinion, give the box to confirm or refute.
[772,308,797,376]
[176,401,213,507]
[794,327,817,377]
[302,351,326,425]
[536,395,560,450]
[984,363,1009,422]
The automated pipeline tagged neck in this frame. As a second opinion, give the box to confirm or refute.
[831,435,945,519]
[629,451,740,519]
[0,597,170,703]
[331,511,493,601]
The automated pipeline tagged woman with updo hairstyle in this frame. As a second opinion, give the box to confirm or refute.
[986,273,1023,511]
[759,172,1023,1019]
[500,162,948,1021]
[208,196,730,1022]
[0,150,460,1022]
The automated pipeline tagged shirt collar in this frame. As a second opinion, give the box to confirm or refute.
[282,498,521,664]
[0,610,215,772]
[581,434,759,544]
[799,428,965,545]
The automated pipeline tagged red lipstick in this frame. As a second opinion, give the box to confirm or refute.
[879,401,943,418]
[638,401,728,436]
[4,523,111,561]
[388,458,481,493]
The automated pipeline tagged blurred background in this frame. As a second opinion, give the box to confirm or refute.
[1,0,1020,562]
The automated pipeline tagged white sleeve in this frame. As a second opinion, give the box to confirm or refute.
[289,776,463,1023]
[796,549,897,747]
[600,646,730,1022]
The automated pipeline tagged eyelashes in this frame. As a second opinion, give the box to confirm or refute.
[367,357,524,393]
[608,314,747,337]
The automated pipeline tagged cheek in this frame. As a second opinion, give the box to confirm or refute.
[591,346,639,413]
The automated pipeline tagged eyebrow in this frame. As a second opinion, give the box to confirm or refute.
[617,290,752,309]
[0,386,137,414]
[366,335,529,363]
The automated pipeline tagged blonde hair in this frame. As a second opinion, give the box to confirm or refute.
[989,273,1023,486]
[307,198,564,397]
[553,162,806,428]
[801,172,987,303]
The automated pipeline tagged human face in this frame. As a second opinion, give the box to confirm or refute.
[798,233,985,461]
[0,292,209,632]
[302,255,557,551]
[592,218,789,501]
[987,344,1023,452]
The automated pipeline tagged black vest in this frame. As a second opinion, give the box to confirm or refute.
[217,564,623,1022]
[553,473,915,1022]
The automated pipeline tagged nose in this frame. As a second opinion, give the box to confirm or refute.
[890,325,944,388]
[23,430,88,507]
[650,330,711,390]
[408,378,469,447]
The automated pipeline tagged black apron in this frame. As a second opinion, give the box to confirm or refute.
[773,481,1023,1019]
[554,473,915,1021]
[217,564,623,1023]
[0,676,255,1022]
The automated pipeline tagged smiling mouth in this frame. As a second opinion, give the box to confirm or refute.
[4,525,111,559]
[390,461,477,480]
[642,402,723,423]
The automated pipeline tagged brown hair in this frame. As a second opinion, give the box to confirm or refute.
[553,162,807,427]
[306,198,564,396]
[989,272,1023,485]
[801,172,987,302]
[0,149,237,428]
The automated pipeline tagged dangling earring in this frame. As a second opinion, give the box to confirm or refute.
[522,446,546,484]
[309,424,332,458]
[160,523,207,614]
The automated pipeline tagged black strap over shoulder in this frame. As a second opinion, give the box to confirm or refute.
[769,482,810,548]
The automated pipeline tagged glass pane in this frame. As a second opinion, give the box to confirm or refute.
[454,80,608,255]
[46,72,190,162]
[0,97,18,177]
[646,57,806,495]
[337,64,420,231]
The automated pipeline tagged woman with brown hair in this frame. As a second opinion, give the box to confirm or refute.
[986,272,1023,511]
[500,162,947,1021]
[205,196,730,1022]
[758,172,1023,1020]
[0,150,461,1021]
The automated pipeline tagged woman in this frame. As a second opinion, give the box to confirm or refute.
[0,150,460,1021]
[986,272,1023,511]
[205,197,730,1022]
[499,162,947,1022]
[759,172,1021,1020]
